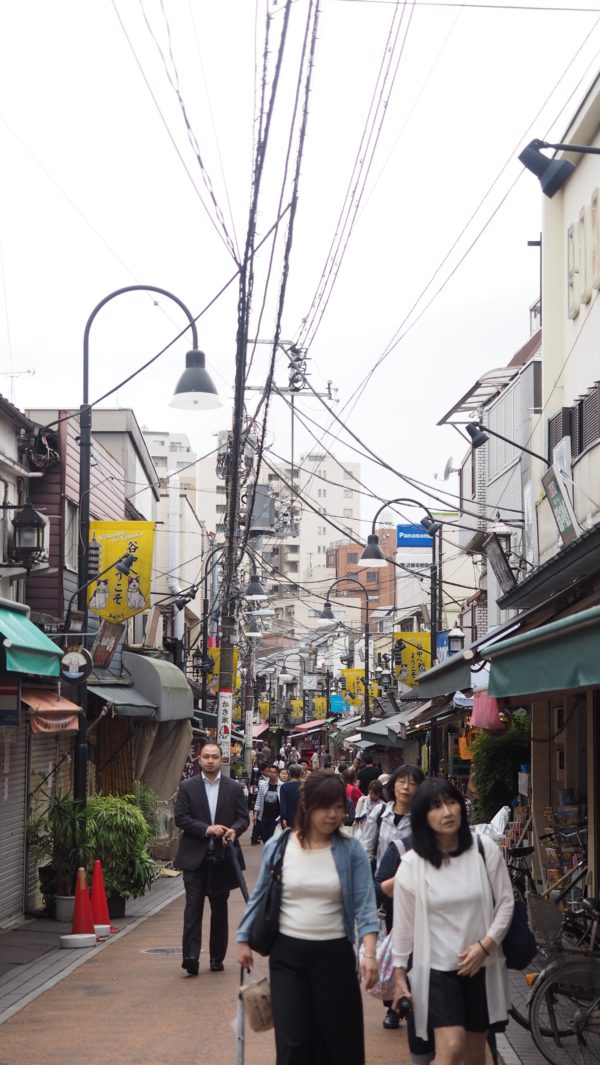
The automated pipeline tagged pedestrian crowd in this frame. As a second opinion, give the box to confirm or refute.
[174,740,515,1065]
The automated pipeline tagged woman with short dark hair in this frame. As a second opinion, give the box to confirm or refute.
[392,779,513,1065]
[237,772,379,1065]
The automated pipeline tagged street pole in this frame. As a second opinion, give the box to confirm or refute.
[76,284,200,805]
[364,612,370,727]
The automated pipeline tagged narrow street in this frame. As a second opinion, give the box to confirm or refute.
[0,839,541,1065]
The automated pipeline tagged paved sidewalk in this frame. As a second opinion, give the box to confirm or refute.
[0,842,546,1065]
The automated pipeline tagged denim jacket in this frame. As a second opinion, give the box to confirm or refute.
[237,830,379,944]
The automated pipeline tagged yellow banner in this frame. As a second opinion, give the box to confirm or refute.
[313,696,327,719]
[207,647,240,691]
[258,700,270,721]
[289,698,303,723]
[88,522,155,623]
[394,631,432,687]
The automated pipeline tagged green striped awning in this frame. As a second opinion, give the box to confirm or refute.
[487,605,600,697]
[0,602,61,677]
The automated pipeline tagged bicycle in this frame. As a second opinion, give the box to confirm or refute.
[527,895,600,1065]
[506,840,592,1033]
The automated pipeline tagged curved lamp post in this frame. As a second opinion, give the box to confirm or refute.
[316,576,371,726]
[358,497,442,663]
[75,284,220,804]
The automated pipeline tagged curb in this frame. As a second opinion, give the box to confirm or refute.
[0,885,185,1026]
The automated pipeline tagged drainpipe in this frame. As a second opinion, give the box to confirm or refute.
[168,473,184,670]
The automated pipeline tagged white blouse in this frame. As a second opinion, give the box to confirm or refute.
[392,834,514,1040]
[279,834,345,941]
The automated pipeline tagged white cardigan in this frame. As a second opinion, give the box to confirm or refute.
[392,833,514,1040]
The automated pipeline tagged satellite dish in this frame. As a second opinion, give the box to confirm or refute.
[443,456,459,480]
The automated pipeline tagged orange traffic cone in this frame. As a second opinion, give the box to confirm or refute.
[71,867,95,935]
[91,860,111,926]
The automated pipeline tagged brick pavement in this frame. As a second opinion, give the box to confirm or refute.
[0,839,543,1065]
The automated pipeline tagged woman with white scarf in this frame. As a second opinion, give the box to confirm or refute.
[392,779,513,1065]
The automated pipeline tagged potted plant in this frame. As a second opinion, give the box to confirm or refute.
[27,792,89,921]
[85,793,158,917]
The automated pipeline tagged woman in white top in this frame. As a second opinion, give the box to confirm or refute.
[237,772,379,1065]
[392,779,514,1065]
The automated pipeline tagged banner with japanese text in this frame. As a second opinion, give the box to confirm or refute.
[393,631,431,687]
[88,521,155,623]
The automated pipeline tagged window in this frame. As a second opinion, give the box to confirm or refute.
[367,571,379,583]
[216,504,226,513]
[318,488,326,498]
[216,485,226,494]
[65,500,78,571]
[345,526,352,535]
[343,509,353,518]
[307,453,325,462]
[343,469,353,480]
[347,571,359,581]
[343,489,353,498]
[347,552,358,563]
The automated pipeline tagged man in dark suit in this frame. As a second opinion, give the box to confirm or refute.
[279,763,302,828]
[174,742,249,976]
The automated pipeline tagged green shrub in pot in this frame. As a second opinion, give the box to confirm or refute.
[85,793,158,900]
[27,791,89,901]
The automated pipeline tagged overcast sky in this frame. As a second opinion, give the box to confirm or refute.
[1,0,599,527]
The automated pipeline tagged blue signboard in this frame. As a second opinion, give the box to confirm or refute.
[329,693,349,714]
[396,524,433,548]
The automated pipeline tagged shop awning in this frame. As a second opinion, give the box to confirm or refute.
[487,604,600,698]
[22,688,81,733]
[0,600,62,677]
[252,722,270,739]
[412,655,473,699]
[497,522,600,611]
[88,683,157,718]
[290,719,330,738]
[122,651,193,721]
[360,712,406,749]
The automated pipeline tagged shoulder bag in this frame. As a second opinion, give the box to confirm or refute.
[476,835,537,970]
[370,806,386,875]
[247,828,292,956]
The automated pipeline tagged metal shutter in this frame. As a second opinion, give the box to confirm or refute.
[26,733,59,912]
[0,724,28,924]
[582,383,600,452]
[547,408,572,463]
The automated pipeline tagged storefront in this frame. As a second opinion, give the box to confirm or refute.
[0,599,63,922]
[486,604,600,894]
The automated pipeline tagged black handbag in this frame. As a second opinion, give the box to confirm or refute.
[476,835,537,970]
[247,829,292,956]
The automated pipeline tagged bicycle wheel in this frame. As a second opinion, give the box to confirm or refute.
[529,957,600,1065]
[508,956,542,1031]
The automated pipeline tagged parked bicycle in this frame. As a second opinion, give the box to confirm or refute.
[505,829,593,1033]
[526,893,600,1065]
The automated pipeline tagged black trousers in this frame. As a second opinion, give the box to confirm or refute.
[182,865,229,962]
[269,934,364,1065]
[259,817,278,842]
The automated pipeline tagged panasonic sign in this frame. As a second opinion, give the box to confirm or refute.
[396,524,433,548]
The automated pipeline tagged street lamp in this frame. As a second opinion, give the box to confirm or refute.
[465,421,549,466]
[244,573,268,600]
[75,284,220,804]
[447,624,466,656]
[518,139,600,199]
[316,576,372,726]
[9,501,48,570]
[359,497,442,664]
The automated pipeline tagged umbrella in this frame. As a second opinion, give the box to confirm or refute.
[226,841,250,1065]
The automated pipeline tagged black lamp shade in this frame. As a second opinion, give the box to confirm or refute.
[359,534,387,567]
[170,350,221,410]
[115,553,137,576]
[245,573,267,599]
[317,600,336,627]
[420,515,442,536]
[518,141,575,199]
[466,422,489,448]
